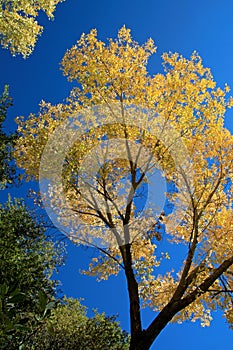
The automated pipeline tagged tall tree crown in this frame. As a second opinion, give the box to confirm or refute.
[15,27,233,349]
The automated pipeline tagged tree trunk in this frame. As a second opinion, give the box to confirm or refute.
[129,332,151,350]
[120,244,142,338]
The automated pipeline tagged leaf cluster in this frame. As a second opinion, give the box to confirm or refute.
[0,198,64,348]
[24,297,130,350]
[0,0,64,57]
[0,85,16,189]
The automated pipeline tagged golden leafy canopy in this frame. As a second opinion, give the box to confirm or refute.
[15,27,233,328]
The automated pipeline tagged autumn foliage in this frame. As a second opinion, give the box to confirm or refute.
[15,27,233,349]
[0,0,64,57]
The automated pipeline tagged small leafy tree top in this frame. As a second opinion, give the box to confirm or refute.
[25,297,130,350]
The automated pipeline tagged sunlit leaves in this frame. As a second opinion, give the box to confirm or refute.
[15,27,233,329]
[61,25,156,105]
[0,0,64,57]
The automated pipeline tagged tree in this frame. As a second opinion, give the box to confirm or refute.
[0,198,64,349]
[0,0,64,58]
[0,85,16,188]
[15,27,233,349]
[24,297,129,349]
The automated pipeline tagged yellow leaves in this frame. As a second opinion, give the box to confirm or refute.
[225,84,231,93]
[14,100,72,179]
[118,25,132,43]
[83,239,161,282]
[83,248,121,281]
[0,11,42,57]
[0,0,64,57]
[61,26,156,104]
[140,271,177,311]
[174,302,213,327]
[225,309,233,329]
[228,97,233,108]
[14,27,233,327]
[205,207,233,262]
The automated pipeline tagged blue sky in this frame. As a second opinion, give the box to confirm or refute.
[1,0,233,349]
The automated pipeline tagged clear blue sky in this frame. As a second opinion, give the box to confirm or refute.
[1,1,233,349]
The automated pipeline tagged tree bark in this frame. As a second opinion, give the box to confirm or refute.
[120,243,143,349]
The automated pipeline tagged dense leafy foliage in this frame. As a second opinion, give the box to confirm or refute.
[0,0,64,57]
[0,85,16,188]
[0,198,63,349]
[25,297,129,350]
